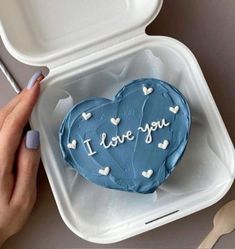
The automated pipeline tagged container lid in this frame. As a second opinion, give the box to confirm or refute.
[0,0,163,68]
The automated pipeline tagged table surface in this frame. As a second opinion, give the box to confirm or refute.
[1,1,235,248]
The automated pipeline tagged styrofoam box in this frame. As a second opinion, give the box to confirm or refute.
[0,0,234,244]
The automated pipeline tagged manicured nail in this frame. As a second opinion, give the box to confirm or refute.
[27,71,43,89]
[26,130,40,149]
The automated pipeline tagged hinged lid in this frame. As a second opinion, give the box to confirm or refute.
[0,0,163,68]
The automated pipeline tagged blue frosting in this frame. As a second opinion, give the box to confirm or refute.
[59,78,191,193]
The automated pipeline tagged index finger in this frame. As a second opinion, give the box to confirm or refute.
[0,72,44,129]
[0,77,42,173]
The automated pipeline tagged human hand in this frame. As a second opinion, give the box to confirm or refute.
[0,71,43,247]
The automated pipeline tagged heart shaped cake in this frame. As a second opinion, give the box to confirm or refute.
[59,78,191,193]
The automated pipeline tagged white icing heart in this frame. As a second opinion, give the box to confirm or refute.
[67,139,77,149]
[142,169,153,178]
[110,117,121,126]
[169,106,179,114]
[158,139,169,150]
[99,167,110,176]
[143,86,153,95]
[82,112,92,120]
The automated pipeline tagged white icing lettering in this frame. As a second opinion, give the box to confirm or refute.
[100,130,135,149]
[83,139,97,156]
[138,118,170,144]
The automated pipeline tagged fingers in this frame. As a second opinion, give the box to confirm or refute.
[0,72,43,243]
[0,171,14,204]
[10,130,40,207]
[0,71,44,129]
[0,132,40,245]
[1,81,40,133]
[0,92,23,129]
[0,75,42,174]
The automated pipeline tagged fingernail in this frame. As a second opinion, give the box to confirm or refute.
[26,71,43,89]
[26,130,40,150]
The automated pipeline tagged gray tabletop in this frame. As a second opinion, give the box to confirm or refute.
[1,1,235,248]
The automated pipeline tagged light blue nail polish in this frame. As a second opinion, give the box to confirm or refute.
[26,71,42,89]
[26,130,40,149]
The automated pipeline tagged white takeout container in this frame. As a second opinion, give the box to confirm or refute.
[1,0,234,244]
